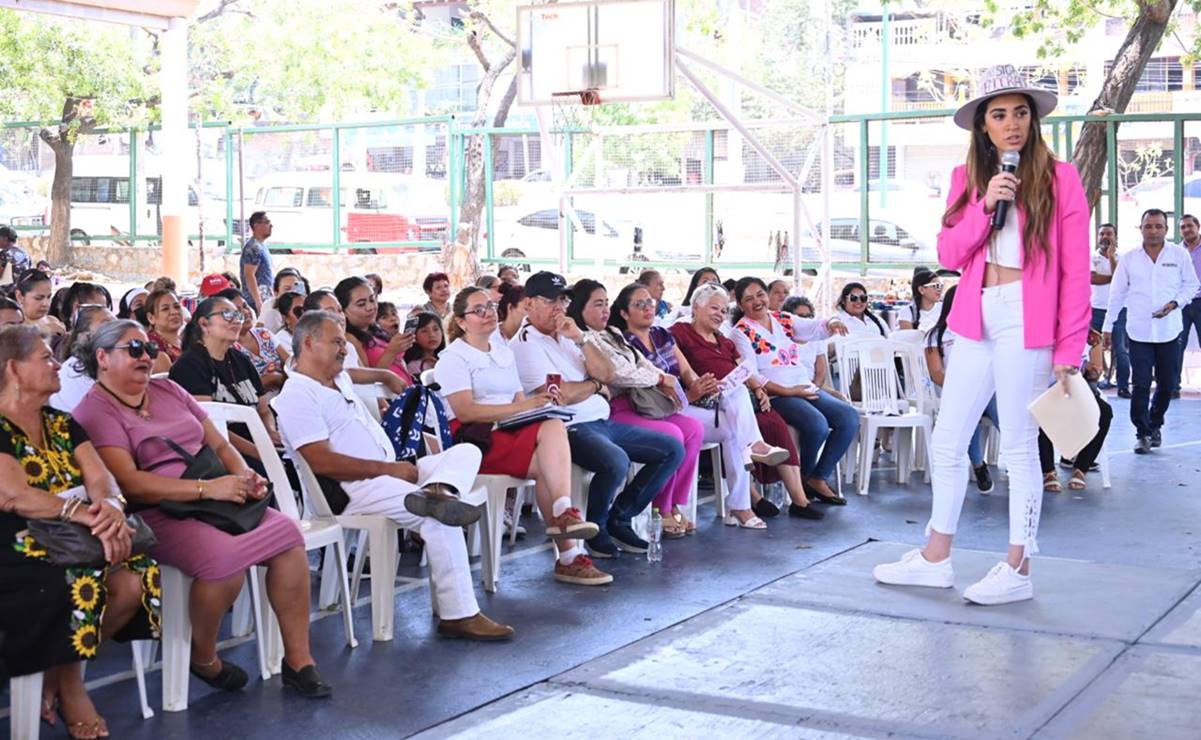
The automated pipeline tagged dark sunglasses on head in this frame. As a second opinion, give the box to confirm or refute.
[847,295,869,304]
[113,340,160,360]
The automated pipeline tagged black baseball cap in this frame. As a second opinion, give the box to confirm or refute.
[524,271,572,300]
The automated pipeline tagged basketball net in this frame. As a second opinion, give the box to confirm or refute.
[550,88,602,135]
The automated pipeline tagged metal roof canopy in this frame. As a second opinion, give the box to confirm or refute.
[0,0,198,29]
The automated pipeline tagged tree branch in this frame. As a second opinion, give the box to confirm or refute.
[197,0,245,24]
[469,10,515,48]
[467,30,491,72]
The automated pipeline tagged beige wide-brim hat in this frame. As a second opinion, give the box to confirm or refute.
[953,64,1058,130]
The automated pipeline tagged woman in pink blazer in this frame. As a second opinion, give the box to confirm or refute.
[874,66,1090,605]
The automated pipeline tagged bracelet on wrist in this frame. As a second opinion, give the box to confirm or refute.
[197,481,205,500]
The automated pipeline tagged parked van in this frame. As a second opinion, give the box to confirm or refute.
[241,171,449,253]
[68,156,220,245]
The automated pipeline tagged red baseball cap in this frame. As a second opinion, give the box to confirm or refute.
[199,273,234,297]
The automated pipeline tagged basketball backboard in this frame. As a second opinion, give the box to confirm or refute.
[517,0,676,106]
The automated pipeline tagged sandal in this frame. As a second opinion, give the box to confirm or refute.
[723,513,767,529]
[671,509,696,535]
[65,717,108,740]
[1068,470,1087,490]
[41,695,59,726]
[1043,471,1062,493]
[659,518,687,539]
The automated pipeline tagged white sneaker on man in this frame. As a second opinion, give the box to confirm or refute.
[963,562,1032,605]
[872,548,954,588]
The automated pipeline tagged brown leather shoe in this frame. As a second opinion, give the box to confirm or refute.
[436,612,515,641]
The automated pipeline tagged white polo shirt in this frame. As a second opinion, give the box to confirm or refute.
[434,338,522,420]
[50,358,95,412]
[1091,251,1113,310]
[272,369,392,465]
[1103,243,1201,343]
[511,321,609,425]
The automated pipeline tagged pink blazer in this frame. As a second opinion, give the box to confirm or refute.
[937,160,1091,366]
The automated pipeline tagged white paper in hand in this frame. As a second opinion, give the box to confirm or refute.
[717,360,755,394]
[1026,373,1100,459]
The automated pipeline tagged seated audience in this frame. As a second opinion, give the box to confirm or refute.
[899,268,944,331]
[364,272,384,299]
[569,279,703,539]
[0,225,31,282]
[924,285,998,493]
[0,296,24,326]
[221,290,285,392]
[336,276,415,384]
[475,274,503,303]
[260,268,306,334]
[436,287,609,584]
[493,282,526,344]
[118,287,149,320]
[274,311,514,639]
[782,297,835,394]
[272,290,306,364]
[732,277,857,508]
[835,282,890,338]
[59,282,113,332]
[15,269,65,339]
[664,267,720,327]
[144,289,185,374]
[617,282,792,530]
[0,325,159,739]
[72,320,333,698]
[673,283,828,519]
[636,269,672,324]
[376,301,401,338]
[51,305,113,413]
[420,272,452,319]
[511,271,683,558]
[299,290,408,393]
[767,279,790,312]
[404,311,445,379]
[497,265,520,286]
[1039,329,1112,491]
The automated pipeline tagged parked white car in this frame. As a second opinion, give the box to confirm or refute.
[491,205,644,267]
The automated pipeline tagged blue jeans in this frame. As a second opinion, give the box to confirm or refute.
[1175,297,1201,392]
[769,390,860,481]
[566,419,685,529]
[966,395,999,467]
[1129,339,1180,436]
[1112,308,1131,391]
[1090,307,1106,332]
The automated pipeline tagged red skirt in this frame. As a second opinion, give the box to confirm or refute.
[449,419,540,479]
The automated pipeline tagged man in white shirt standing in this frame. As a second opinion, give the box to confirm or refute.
[1104,209,1201,454]
[1173,214,1201,396]
[273,311,515,641]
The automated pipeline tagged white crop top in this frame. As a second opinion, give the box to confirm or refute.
[988,213,1022,268]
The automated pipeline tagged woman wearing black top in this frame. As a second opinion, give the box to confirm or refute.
[167,294,282,464]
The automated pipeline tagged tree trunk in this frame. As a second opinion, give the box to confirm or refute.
[1071,0,1178,210]
[38,97,95,268]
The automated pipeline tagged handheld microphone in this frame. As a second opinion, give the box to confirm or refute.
[991,150,1020,230]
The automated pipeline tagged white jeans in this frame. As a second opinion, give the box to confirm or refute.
[682,385,763,511]
[343,444,482,620]
[928,281,1052,558]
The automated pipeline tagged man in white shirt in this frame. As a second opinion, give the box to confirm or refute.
[511,271,684,559]
[1091,223,1117,330]
[273,311,514,641]
[1103,209,1200,454]
[1174,214,1201,395]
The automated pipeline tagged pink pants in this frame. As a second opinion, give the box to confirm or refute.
[610,396,705,511]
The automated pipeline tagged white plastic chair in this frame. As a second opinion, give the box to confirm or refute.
[842,339,934,497]
[200,402,358,668]
[890,328,925,345]
[353,383,397,423]
[9,672,42,740]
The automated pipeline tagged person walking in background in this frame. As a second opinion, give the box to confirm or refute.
[1173,214,1201,396]
[239,212,275,316]
[1103,209,1199,454]
[873,65,1091,605]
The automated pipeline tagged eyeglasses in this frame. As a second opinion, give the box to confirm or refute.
[846,295,869,304]
[112,340,160,360]
[630,299,656,310]
[923,282,944,291]
[535,295,570,306]
[209,309,248,323]
[462,302,499,318]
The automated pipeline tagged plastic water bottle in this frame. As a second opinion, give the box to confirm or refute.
[647,508,663,563]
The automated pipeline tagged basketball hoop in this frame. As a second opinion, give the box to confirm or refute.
[551,88,602,133]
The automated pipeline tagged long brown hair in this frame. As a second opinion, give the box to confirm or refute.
[448,286,487,343]
[943,93,1057,266]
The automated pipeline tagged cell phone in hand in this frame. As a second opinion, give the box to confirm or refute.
[403,316,419,334]
[545,373,562,398]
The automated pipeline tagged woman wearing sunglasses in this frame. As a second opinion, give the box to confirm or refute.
[72,320,332,698]
[270,290,306,364]
[899,269,945,331]
[435,286,608,585]
[835,282,890,338]
[168,294,284,462]
[873,66,1090,605]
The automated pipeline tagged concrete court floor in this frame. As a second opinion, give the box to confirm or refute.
[4,396,1201,739]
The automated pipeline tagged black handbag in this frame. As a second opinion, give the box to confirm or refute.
[138,437,271,536]
[27,513,158,568]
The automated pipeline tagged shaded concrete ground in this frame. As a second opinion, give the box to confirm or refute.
[4,396,1201,738]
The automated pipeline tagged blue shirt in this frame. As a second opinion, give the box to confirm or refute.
[239,238,274,305]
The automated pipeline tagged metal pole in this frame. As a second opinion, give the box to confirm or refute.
[484,134,495,260]
[224,126,234,253]
[704,128,714,266]
[331,127,342,252]
[1106,120,1118,229]
[859,119,870,276]
[237,128,246,252]
[128,128,137,242]
[158,16,188,284]
[879,1,890,212]
[1173,120,1185,243]
[675,47,823,121]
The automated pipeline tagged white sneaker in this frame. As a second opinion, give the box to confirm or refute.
[963,562,1033,605]
[872,548,954,588]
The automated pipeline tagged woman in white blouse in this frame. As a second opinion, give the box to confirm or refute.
[899,269,945,331]
[731,277,858,507]
[435,287,610,586]
[835,282,890,338]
